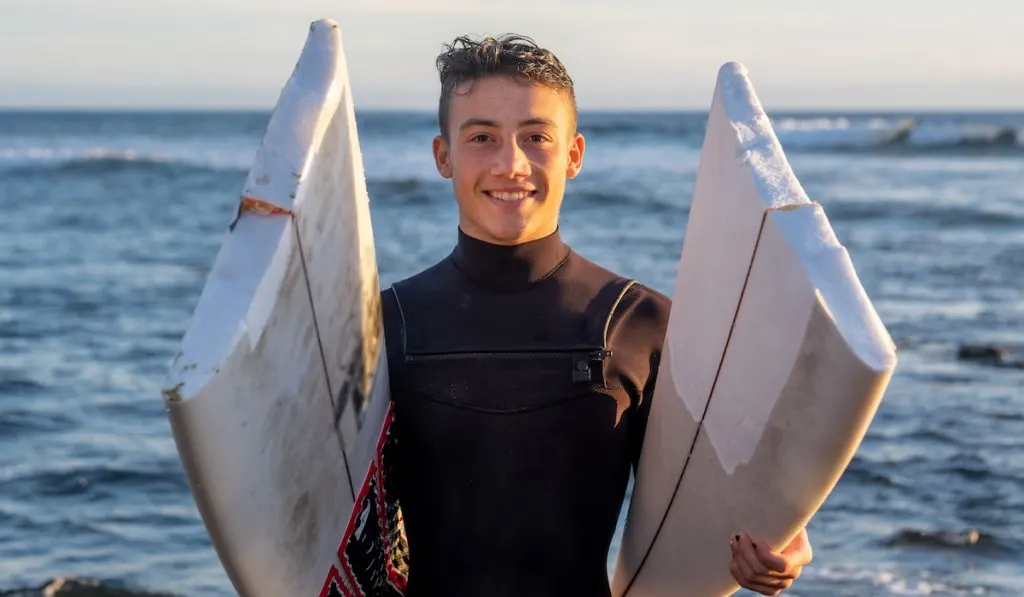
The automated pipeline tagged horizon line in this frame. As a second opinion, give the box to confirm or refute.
[2,105,1023,114]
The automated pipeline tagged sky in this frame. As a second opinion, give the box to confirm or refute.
[1,0,1021,110]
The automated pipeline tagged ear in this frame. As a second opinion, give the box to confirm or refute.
[433,135,453,179]
[566,132,585,179]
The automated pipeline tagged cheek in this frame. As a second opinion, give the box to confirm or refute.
[539,161,568,186]
[450,158,481,199]
[538,148,570,172]
[452,151,484,179]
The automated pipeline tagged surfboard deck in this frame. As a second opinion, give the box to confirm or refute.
[610,63,897,596]
[162,19,403,597]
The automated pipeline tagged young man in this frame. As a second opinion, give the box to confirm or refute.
[379,35,813,596]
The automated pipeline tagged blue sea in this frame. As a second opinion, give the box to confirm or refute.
[1,109,1022,596]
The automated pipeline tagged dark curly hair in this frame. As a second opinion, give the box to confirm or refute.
[435,34,577,140]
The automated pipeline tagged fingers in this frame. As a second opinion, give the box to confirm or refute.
[745,580,792,595]
[737,531,791,577]
[748,533,790,575]
[732,532,769,577]
[730,532,802,595]
[729,556,793,596]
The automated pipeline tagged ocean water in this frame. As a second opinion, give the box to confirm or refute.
[1,109,1022,596]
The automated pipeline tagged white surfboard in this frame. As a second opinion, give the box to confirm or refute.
[162,19,402,597]
[610,63,898,596]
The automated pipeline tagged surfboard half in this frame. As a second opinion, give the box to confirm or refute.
[162,19,397,597]
[611,63,898,596]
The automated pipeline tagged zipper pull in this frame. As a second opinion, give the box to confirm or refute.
[572,349,613,384]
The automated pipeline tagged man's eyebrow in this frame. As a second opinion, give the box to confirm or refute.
[458,118,499,131]
[458,117,558,131]
[519,117,557,127]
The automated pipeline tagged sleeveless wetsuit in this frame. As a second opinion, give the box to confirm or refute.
[380,228,671,597]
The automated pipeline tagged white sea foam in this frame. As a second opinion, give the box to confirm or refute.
[0,137,256,172]
[772,117,1021,151]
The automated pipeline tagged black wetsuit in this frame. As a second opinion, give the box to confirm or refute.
[381,228,671,597]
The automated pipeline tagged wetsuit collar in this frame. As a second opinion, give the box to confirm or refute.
[452,227,570,292]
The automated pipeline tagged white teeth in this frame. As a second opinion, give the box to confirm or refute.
[488,191,532,202]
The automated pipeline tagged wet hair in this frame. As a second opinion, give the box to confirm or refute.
[435,34,577,140]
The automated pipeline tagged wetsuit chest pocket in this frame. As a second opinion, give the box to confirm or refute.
[401,347,612,414]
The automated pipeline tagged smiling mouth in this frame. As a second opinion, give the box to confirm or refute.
[485,190,537,202]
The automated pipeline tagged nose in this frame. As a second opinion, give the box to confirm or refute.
[491,138,530,178]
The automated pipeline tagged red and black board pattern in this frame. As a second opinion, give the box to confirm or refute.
[320,404,409,597]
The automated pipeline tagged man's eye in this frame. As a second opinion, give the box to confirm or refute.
[470,134,490,142]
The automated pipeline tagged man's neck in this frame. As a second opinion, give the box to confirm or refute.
[451,227,570,292]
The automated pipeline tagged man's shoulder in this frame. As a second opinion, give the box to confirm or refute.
[613,281,671,339]
[379,255,455,301]
[562,250,671,354]
[568,251,672,324]
[378,255,458,356]
[578,264,671,395]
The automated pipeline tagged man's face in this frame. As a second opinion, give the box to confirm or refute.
[432,75,585,246]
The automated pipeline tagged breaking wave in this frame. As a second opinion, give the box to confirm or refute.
[774,117,1023,153]
[570,114,1024,155]
[0,147,250,177]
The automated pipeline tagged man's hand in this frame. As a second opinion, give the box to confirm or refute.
[728,527,812,596]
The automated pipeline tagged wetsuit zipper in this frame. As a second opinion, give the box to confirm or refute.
[406,348,613,383]
[406,348,611,360]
